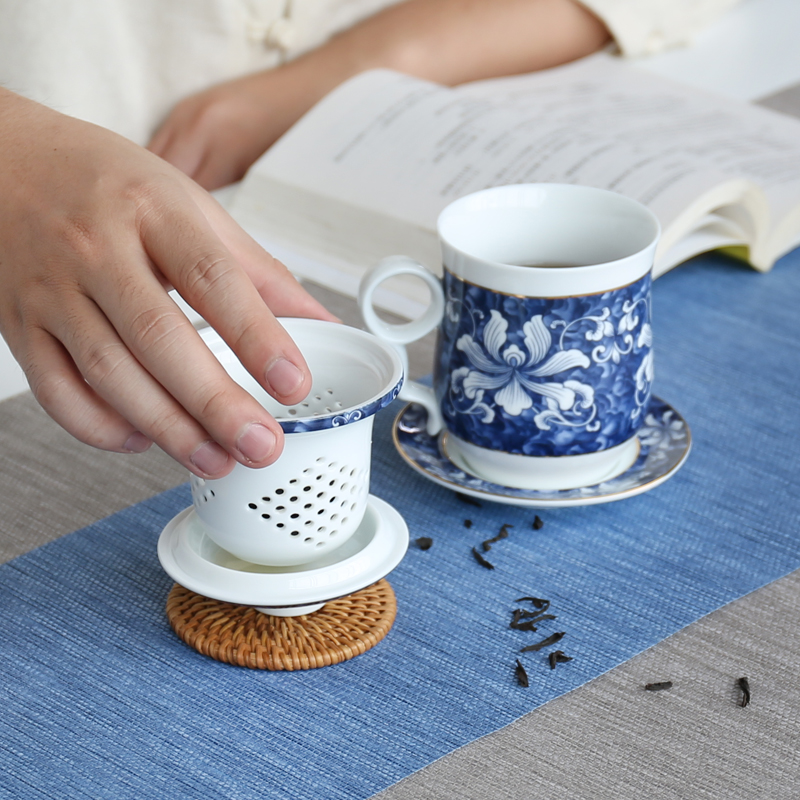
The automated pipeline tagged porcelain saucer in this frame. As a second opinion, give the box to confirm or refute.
[392,396,691,508]
[158,494,408,615]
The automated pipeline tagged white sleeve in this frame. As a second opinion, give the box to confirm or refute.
[577,0,743,57]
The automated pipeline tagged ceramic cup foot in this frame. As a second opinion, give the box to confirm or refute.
[444,433,641,491]
[255,603,325,617]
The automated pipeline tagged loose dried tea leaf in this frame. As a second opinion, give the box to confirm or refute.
[456,492,482,507]
[532,515,544,530]
[548,650,573,670]
[520,631,565,653]
[514,597,550,613]
[737,676,751,708]
[515,659,529,688]
[510,612,556,631]
[464,519,473,529]
[644,681,673,692]
[415,537,433,551]
[471,546,495,569]
[514,596,548,608]
[482,523,512,551]
[512,609,543,621]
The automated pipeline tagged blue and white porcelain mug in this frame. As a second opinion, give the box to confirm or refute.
[358,184,660,491]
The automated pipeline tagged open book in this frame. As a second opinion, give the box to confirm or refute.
[229,54,800,318]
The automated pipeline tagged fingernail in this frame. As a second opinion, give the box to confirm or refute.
[266,357,304,398]
[237,423,277,464]
[190,441,229,476]
[123,432,152,453]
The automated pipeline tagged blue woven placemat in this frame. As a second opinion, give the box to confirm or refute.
[2,249,800,800]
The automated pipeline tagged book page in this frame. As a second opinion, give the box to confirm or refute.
[248,64,754,245]
[233,54,800,308]
[462,55,800,263]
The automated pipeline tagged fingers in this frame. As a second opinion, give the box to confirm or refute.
[139,189,322,407]
[147,107,207,179]
[191,186,340,322]
[20,327,153,455]
[191,150,248,192]
[42,288,288,478]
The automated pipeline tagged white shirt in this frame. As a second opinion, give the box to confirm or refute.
[580,0,742,57]
[0,0,740,145]
[0,0,403,144]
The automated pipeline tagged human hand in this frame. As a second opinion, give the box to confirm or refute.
[0,90,337,478]
[148,67,321,191]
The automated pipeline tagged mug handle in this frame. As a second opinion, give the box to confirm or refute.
[358,255,445,436]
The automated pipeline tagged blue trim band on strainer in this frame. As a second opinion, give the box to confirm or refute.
[276,376,404,434]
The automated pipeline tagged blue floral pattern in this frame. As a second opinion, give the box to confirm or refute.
[277,378,403,434]
[435,271,653,456]
[393,397,690,507]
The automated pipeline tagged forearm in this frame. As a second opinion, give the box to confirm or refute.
[279,0,610,102]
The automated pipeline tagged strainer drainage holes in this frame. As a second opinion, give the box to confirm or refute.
[290,496,298,502]
[277,523,285,529]
[316,542,326,548]
[304,503,312,509]
[261,496,271,502]
[290,513,300,519]
[291,531,300,537]
[288,409,297,415]
[317,527,327,534]
[289,478,298,484]
[316,457,325,463]
[276,505,285,512]
[317,509,325,516]
[275,488,285,495]
[304,537,313,543]
[303,486,312,492]
[326,389,334,394]
[329,496,337,504]
[248,503,258,509]
[350,502,358,511]
[261,513,271,519]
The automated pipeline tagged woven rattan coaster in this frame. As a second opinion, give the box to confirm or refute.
[166,580,397,670]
